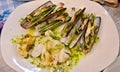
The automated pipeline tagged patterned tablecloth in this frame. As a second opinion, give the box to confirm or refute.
[0,0,120,72]
[0,0,26,32]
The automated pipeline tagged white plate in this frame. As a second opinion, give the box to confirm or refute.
[103,56,120,72]
[1,0,119,72]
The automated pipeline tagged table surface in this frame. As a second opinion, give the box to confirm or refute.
[0,2,120,72]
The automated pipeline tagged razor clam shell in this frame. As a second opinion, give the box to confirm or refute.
[20,1,53,29]
[83,16,101,52]
[96,17,101,28]
[30,1,53,16]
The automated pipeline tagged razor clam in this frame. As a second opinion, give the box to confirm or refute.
[69,14,93,48]
[38,13,71,34]
[37,7,67,23]
[36,7,67,31]
[61,8,86,37]
[69,18,89,48]
[20,1,56,29]
[62,8,86,45]
[82,15,101,53]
